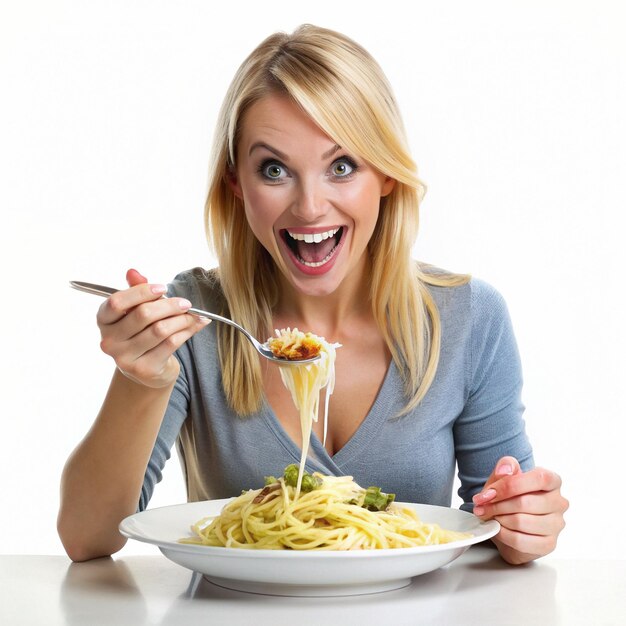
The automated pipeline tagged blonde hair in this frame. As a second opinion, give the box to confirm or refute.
[205,24,469,415]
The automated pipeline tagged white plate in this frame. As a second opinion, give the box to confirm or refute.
[120,499,499,596]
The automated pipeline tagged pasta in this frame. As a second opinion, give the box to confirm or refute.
[179,327,470,550]
[179,469,471,549]
[268,328,339,495]
[267,327,324,361]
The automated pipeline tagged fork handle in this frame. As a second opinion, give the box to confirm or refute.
[69,281,251,338]
[70,281,118,298]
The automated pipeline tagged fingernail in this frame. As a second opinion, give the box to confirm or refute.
[473,506,485,516]
[178,298,192,310]
[151,284,167,294]
[496,463,513,476]
[474,488,496,503]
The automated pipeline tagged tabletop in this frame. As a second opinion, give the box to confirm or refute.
[1,546,624,626]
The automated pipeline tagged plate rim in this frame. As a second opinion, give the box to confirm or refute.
[119,498,500,558]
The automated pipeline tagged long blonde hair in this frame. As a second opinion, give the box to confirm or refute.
[205,24,469,415]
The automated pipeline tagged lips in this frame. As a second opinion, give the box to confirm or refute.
[280,227,345,272]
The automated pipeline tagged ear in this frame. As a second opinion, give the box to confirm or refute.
[227,168,243,200]
[381,176,396,198]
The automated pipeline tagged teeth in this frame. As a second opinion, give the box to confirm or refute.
[300,249,336,267]
[286,227,339,243]
[284,227,343,268]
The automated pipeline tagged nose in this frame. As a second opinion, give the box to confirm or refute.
[289,179,330,223]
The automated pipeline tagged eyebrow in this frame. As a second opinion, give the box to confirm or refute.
[248,142,342,160]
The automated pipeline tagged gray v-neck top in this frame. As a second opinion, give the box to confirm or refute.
[139,267,533,512]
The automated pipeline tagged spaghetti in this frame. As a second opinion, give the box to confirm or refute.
[179,328,470,550]
[268,328,339,495]
[179,470,471,550]
[267,327,324,361]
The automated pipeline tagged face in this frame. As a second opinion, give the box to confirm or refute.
[229,93,395,298]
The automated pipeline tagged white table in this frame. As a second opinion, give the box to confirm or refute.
[1,546,623,625]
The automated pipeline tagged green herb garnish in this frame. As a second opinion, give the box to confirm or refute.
[362,486,396,511]
[283,464,322,492]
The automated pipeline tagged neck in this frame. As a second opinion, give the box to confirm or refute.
[274,259,373,339]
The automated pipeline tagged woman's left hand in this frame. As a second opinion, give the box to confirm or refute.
[472,456,569,565]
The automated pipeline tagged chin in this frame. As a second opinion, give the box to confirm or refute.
[287,274,344,298]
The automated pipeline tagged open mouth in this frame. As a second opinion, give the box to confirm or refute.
[281,227,344,268]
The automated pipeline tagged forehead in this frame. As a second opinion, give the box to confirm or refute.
[238,94,334,151]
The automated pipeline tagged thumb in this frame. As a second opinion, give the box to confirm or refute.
[126,268,148,287]
[494,456,521,479]
[473,456,522,506]
[482,456,521,490]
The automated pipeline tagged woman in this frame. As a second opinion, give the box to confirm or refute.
[58,25,567,564]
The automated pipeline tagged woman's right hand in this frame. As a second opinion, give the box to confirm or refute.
[97,268,210,388]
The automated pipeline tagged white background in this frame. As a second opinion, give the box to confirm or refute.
[1,0,624,559]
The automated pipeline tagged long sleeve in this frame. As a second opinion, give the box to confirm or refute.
[454,280,534,510]
[137,357,190,511]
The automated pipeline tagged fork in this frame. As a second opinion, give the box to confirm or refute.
[69,281,320,365]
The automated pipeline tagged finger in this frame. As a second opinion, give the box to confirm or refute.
[476,491,562,517]
[97,282,169,325]
[140,316,210,363]
[119,316,210,378]
[475,485,568,520]
[493,512,566,536]
[494,525,558,558]
[114,309,201,363]
[486,468,562,505]
[494,456,521,479]
[487,456,521,484]
[126,268,148,286]
[473,456,521,505]
[113,295,193,339]
[100,297,194,357]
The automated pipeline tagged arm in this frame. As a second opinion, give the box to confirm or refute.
[454,281,567,564]
[453,280,533,508]
[58,371,176,561]
[57,270,209,561]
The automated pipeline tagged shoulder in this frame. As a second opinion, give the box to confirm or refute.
[166,268,222,368]
[467,278,510,328]
[167,267,225,311]
[419,263,510,328]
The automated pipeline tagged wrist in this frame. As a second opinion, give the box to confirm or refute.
[112,365,178,398]
[116,358,180,391]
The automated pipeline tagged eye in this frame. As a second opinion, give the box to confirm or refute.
[330,157,358,179]
[258,160,287,181]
